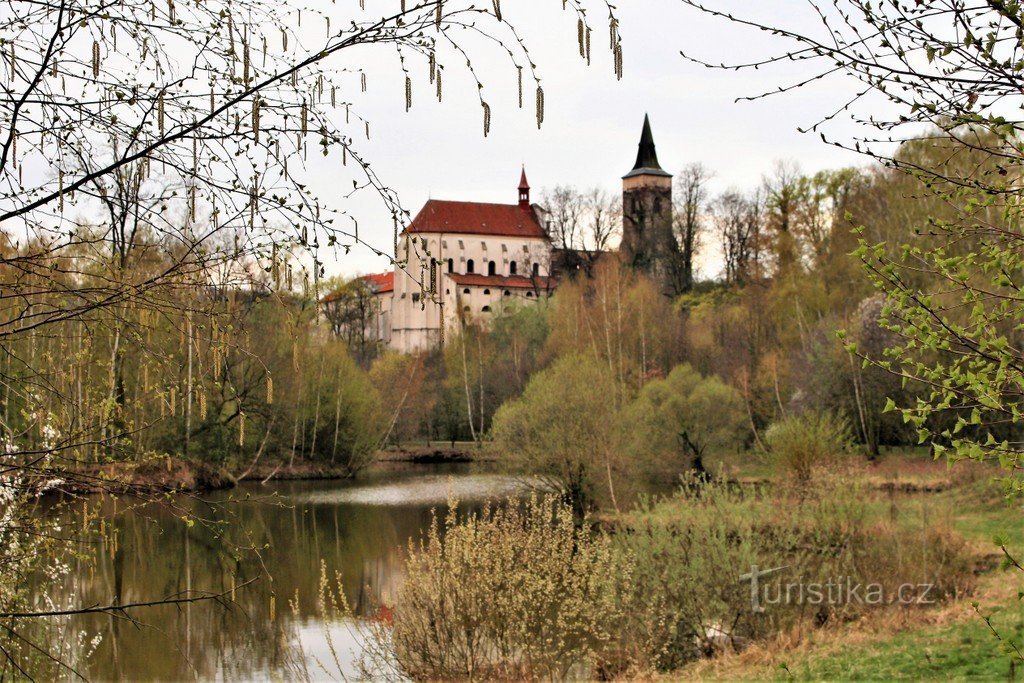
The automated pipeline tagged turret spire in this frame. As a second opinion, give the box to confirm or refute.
[518,166,531,209]
[624,113,671,178]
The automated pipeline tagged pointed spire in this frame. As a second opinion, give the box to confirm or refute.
[625,113,671,178]
[518,166,531,209]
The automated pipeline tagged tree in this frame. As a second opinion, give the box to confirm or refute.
[676,0,1024,482]
[673,163,713,293]
[491,354,623,514]
[0,0,626,670]
[712,189,763,285]
[623,364,747,480]
[542,185,621,278]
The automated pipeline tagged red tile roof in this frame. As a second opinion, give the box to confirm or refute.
[449,273,555,291]
[321,271,394,304]
[406,200,547,239]
[361,271,394,294]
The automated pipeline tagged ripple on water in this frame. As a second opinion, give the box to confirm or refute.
[291,474,539,506]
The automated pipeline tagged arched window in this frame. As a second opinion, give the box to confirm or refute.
[483,289,490,295]
[463,305,470,312]
[482,306,491,312]
[466,259,475,273]
[509,261,517,275]
[526,292,534,298]
[503,290,511,297]
[462,288,471,295]
[447,258,454,273]
[488,261,496,276]
[532,262,540,276]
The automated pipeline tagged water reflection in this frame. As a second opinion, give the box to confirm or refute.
[45,464,527,680]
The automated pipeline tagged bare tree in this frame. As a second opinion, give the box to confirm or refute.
[542,185,620,277]
[712,189,763,286]
[673,163,713,293]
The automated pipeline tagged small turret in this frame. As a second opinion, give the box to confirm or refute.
[518,167,531,210]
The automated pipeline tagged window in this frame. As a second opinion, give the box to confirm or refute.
[463,305,470,312]
[463,288,471,295]
[481,241,487,250]
[412,292,421,303]
[447,258,454,273]
[445,289,450,295]
[526,292,534,298]
[482,306,491,312]
[458,240,465,249]
[483,289,490,295]
[466,259,475,273]
[488,261,496,276]
[442,240,448,249]
[532,263,540,276]
[503,290,511,297]
[509,261,517,275]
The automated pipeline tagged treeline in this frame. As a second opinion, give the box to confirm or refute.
[335,134,1021,494]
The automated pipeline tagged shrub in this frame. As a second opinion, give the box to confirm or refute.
[622,364,747,483]
[764,410,853,484]
[380,496,626,681]
[491,355,623,513]
[612,474,974,672]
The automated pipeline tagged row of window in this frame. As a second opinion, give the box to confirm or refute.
[445,258,539,277]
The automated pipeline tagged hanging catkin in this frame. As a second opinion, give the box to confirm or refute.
[199,391,207,420]
[435,0,442,28]
[252,97,260,142]
[158,92,165,135]
[482,101,491,137]
[405,76,412,111]
[577,19,584,57]
[492,0,502,20]
[170,387,177,416]
[266,376,274,404]
[360,72,366,92]
[517,66,523,108]
[300,100,307,135]
[436,68,442,101]
[9,42,14,80]
[364,120,369,139]
[535,86,544,128]
[243,41,250,82]
[282,28,288,51]
[238,412,245,445]
[92,41,100,78]
[429,52,436,84]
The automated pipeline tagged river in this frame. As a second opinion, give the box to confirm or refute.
[41,463,531,680]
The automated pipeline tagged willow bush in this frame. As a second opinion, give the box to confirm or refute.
[380,495,627,681]
[613,473,973,672]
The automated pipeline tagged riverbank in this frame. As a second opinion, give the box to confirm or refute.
[58,444,488,495]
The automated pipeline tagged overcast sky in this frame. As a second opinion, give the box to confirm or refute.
[308,1,878,280]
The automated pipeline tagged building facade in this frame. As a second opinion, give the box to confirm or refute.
[342,115,673,353]
[387,169,554,352]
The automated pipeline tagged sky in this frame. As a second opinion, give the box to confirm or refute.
[299,1,880,279]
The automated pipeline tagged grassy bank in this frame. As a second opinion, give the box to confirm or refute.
[667,452,1024,680]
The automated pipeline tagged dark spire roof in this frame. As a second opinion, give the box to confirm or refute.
[519,166,530,190]
[624,114,672,179]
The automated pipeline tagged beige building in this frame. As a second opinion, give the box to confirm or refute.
[386,169,554,352]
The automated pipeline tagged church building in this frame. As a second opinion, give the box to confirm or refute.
[345,115,674,353]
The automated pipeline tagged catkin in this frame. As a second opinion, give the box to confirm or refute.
[252,97,260,142]
[482,101,491,137]
[536,86,545,129]
[436,0,442,28]
[239,412,246,445]
[405,76,412,111]
[199,391,207,420]
[492,0,502,20]
[436,69,442,101]
[360,72,366,92]
[243,42,250,82]
[266,376,274,404]
[517,67,523,108]
[158,92,165,135]
[92,41,100,78]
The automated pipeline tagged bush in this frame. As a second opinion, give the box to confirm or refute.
[491,355,623,513]
[623,364,747,483]
[380,496,626,681]
[613,474,974,672]
[764,411,853,484]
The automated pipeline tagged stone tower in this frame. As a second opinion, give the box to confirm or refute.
[621,114,677,291]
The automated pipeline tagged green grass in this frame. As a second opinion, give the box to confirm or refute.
[775,597,1024,681]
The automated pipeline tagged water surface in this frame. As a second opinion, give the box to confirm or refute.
[45,463,530,680]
